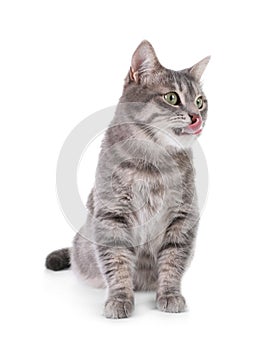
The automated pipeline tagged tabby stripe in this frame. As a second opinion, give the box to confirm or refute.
[95,211,128,226]
[158,241,188,254]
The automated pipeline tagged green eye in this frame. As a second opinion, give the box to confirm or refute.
[164,92,180,106]
[196,96,204,109]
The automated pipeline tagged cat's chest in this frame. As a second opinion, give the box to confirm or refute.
[130,171,184,244]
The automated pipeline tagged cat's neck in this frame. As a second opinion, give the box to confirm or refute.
[103,117,194,173]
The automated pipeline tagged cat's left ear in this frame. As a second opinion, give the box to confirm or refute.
[188,56,211,81]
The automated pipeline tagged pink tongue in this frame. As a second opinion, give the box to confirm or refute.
[183,115,203,134]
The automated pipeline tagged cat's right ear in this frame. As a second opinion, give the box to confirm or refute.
[129,40,161,83]
[188,56,211,81]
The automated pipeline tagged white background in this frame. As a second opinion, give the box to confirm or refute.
[1,0,265,349]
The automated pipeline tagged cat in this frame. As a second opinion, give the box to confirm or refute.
[46,40,210,319]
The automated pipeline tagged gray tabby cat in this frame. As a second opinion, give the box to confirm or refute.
[46,40,210,319]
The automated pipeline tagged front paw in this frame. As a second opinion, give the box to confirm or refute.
[104,297,134,319]
[156,294,186,313]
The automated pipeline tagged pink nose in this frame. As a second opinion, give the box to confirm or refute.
[188,113,200,124]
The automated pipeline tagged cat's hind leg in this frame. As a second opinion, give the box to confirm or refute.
[71,231,106,288]
[133,250,158,291]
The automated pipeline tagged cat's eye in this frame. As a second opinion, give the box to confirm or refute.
[164,92,180,106]
[196,96,204,109]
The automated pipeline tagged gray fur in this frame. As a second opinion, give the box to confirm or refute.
[46,40,210,319]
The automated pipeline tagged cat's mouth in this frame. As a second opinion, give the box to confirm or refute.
[173,114,203,136]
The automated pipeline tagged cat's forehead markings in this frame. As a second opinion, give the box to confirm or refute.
[172,72,186,104]
[183,75,199,97]
[172,72,182,92]
[178,76,184,92]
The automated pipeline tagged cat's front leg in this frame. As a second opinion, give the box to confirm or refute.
[94,217,135,319]
[156,223,197,313]
[97,244,135,319]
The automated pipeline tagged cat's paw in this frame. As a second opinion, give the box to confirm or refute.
[104,297,134,319]
[156,294,186,313]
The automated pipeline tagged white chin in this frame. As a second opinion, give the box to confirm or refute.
[174,133,197,149]
[158,130,197,150]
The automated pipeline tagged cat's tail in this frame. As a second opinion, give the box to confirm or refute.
[45,248,71,271]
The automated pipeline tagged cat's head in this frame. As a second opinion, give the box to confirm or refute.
[120,40,210,148]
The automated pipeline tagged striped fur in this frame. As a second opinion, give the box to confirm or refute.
[46,41,209,318]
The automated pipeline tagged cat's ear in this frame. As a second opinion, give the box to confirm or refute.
[129,40,161,83]
[188,56,211,81]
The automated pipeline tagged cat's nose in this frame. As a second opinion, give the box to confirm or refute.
[188,113,200,124]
